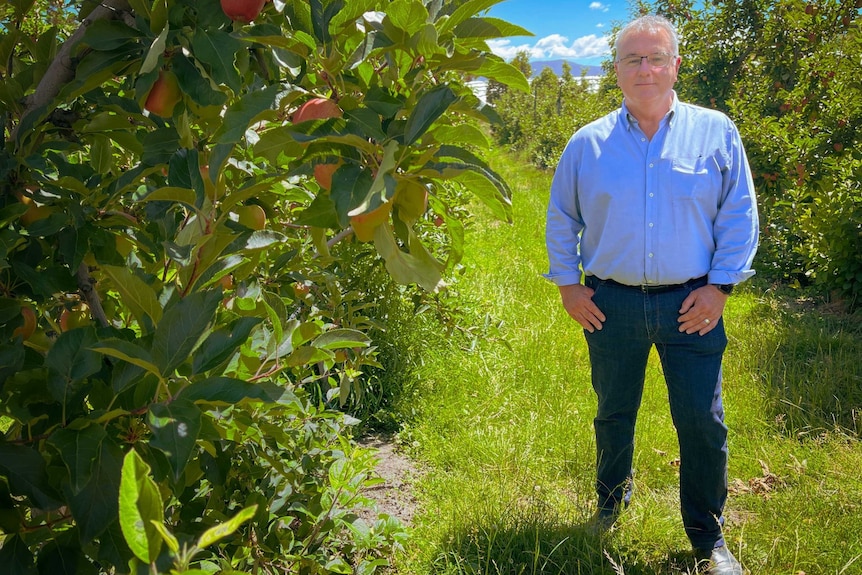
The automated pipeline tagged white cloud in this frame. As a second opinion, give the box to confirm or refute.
[487,38,547,60]
[590,2,610,12]
[489,33,611,61]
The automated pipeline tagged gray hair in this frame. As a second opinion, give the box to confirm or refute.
[613,14,679,59]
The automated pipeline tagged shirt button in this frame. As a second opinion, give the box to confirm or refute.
[649,193,654,198]
[649,222,654,227]
[649,163,654,168]
[648,253,654,258]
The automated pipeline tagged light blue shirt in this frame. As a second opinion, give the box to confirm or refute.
[545,94,759,287]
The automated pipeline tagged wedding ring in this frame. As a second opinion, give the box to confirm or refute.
[703,318,711,324]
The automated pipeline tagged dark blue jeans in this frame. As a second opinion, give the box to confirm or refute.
[583,275,728,550]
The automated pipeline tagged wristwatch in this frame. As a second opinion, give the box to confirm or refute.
[713,284,734,295]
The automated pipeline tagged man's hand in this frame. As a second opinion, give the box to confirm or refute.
[559,283,606,333]
[678,285,728,335]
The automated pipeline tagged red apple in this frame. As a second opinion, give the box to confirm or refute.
[313,162,341,190]
[144,70,181,118]
[220,0,266,22]
[350,202,391,242]
[293,98,342,123]
[14,306,37,340]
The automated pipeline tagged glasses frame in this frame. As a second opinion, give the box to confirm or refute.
[616,52,677,71]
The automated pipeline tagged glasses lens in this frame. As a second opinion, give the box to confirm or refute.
[620,53,672,69]
[648,53,670,67]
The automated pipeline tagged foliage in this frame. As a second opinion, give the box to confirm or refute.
[490,52,616,169]
[0,0,531,573]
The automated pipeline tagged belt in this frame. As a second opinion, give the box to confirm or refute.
[590,275,708,294]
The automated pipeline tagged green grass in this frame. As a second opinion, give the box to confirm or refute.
[391,150,862,574]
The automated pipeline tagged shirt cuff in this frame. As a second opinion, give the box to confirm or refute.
[707,270,756,285]
[543,271,583,286]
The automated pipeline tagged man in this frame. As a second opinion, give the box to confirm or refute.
[544,14,758,575]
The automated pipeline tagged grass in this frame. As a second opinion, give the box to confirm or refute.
[390,149,862,574]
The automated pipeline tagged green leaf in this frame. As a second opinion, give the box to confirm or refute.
[213,84,283,145]
[474,57,531,93]
[344,107,387,142]
[453,17,532,40]
[101,265,164,326]
[150,521,180,555]
[67,439,123,545]
[45,327,103,403]
[178,377,289,404]
[386,0,429,35]
[0,444,63,510]
[147,399,202,483]
[191,28,243,93]
[80,19,141,51]
[142,186,199,211]
[0,534,35,575]
[404,85,458,145]
[363,87,403,119]
[373,225,444,292]
[191,317,261,375]
[90,338,161,378]
[311,329,372,350]
[331,165,375,226]
[254,126,305,164]
[437,0,502,34]
[49,424,107,494]
[119,449,164,564]
[197,504,258,548]
[172,53,228,108]
[453,169,513,223]
[419,161,513,222]
[151,290,221,377]
[294,192,339,228]
[430,124,490,149]
[141,127,181,166]
[140,22,169,76]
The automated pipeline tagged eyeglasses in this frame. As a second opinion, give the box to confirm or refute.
[617,52,676,70]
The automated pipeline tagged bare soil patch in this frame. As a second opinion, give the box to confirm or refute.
[357,435,421,525]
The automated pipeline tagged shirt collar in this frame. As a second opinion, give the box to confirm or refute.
[621,91,679,130]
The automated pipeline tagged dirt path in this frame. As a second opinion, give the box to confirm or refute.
[358,435,421,525]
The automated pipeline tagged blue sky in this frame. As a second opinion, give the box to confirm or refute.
[485,0,632,65]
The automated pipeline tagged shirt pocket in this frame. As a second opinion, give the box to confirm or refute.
[669,155,721,204]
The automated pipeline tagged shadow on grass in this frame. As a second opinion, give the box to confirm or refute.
[427,517,703,575]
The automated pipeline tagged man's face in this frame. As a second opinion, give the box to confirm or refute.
[614,29,680,108]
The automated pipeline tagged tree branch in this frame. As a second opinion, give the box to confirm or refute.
[76,262,110,328]
[12,0,133,142]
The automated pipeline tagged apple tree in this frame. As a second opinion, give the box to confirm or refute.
[0,0,530,573]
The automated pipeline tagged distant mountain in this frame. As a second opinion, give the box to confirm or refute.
[530,60,605,77]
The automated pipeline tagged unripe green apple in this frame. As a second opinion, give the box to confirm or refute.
[144,70,181,118]
[60,305,90,332]
[234,204,266,230]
